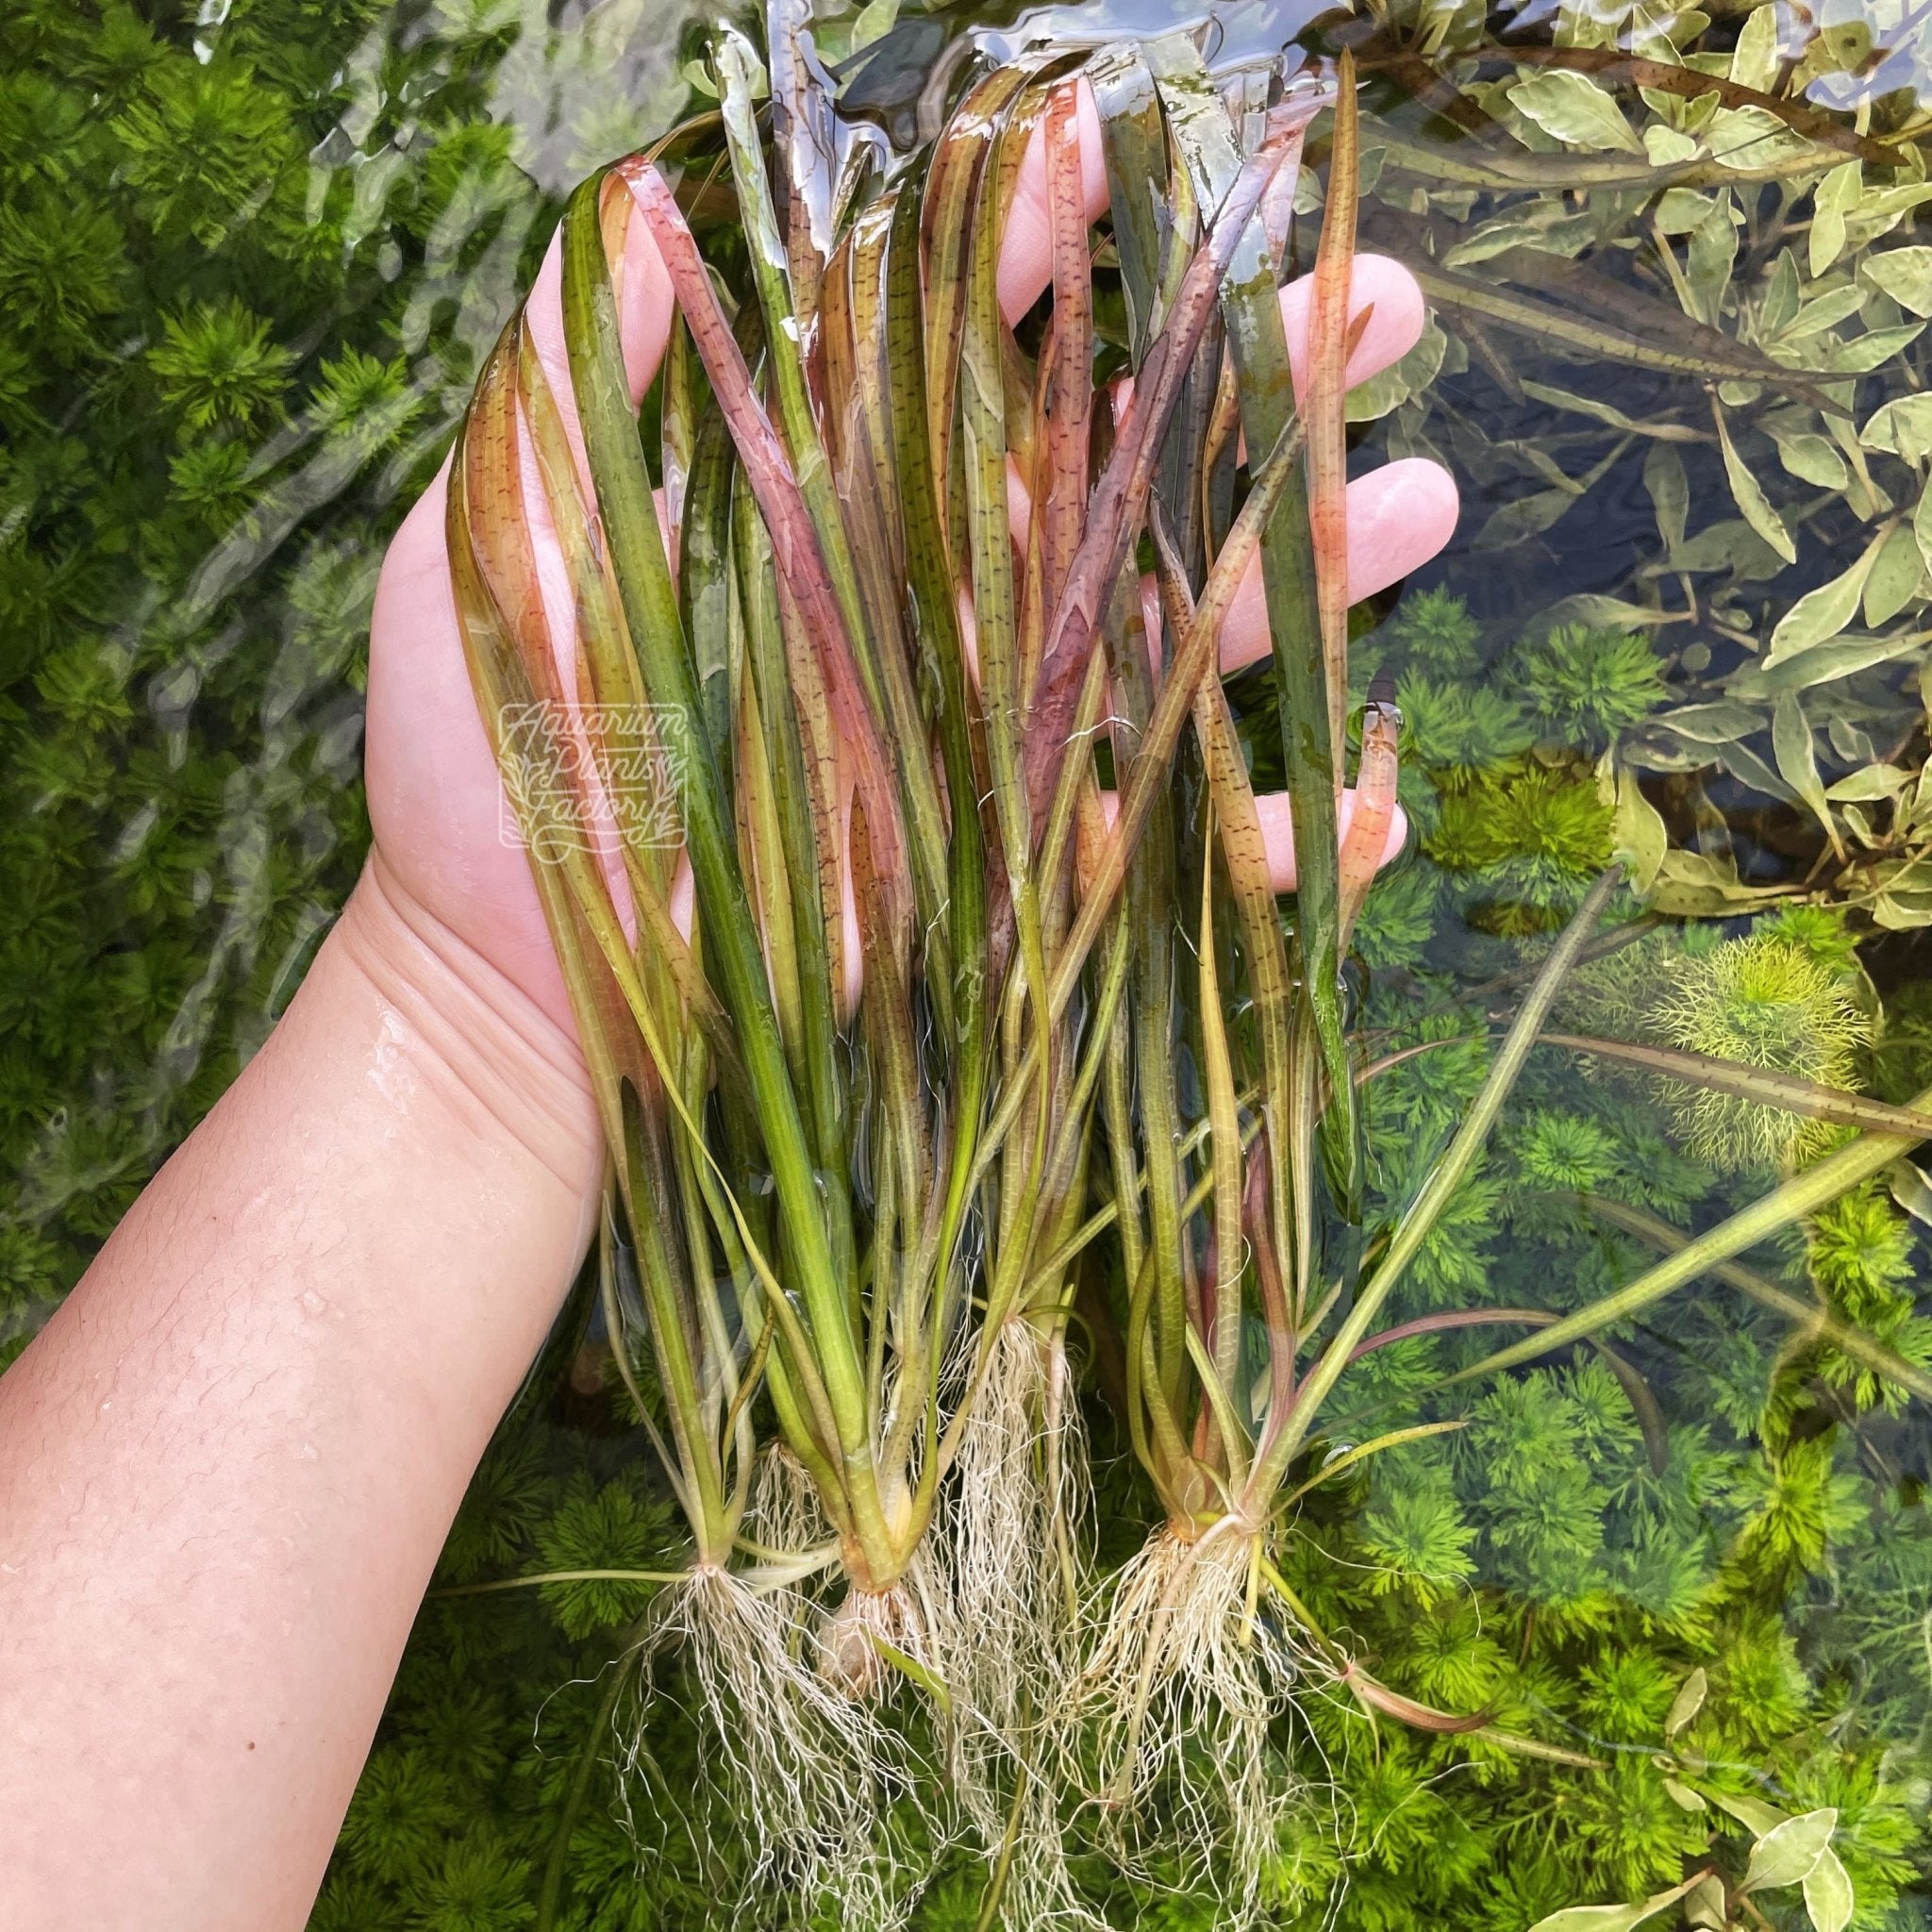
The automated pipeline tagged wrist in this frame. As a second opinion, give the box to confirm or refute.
[321,853,604,1200]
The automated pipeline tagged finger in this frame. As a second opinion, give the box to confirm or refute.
[1217,458,1459,674]
[1279,256,1424,402]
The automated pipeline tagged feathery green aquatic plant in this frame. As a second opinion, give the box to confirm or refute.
[1656,933,1872,1170]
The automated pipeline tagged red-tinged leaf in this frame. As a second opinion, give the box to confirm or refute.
[1338,670,1400,944]
[1046,414,1305,1025]
[446,336,660,1151]
[1024,93,1325,827]
[621,160,913,957]
[1245,1142,1297,1422]
[1351,1307,1557,1360]
[766,0,839,328]
[922,63,1038,557]
[515,322,743,1085]
[1307,48,1359,779]
[1340,1661,1493,1734]
[1039,77,1092,622]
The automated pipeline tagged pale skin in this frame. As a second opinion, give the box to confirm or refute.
[0,89,1458,1932]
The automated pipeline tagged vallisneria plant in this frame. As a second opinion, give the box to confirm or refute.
[8,0,1932,1924]
[445,3,1331,1915]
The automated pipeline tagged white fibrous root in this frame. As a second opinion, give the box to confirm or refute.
[950,1322,1090,1713]
[814,1544,950,1705]
[943,1319,1096,1926]
[744,1441,832,1588]
[1077,1524,1312,1924]
[618,1565,909,1931]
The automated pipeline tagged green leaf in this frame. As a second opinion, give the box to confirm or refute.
[1862,393,1932,466]
[1612,767,1667,893]
[1730,2,1779,89]
[1917,481,1932,578]
[1685,1873,1728,1930]
[1476,485,1585,550]
[1711,1791,1792,1839]
[1808,161,1861,277]
[1645,125,1700,167]
[1766,425,1849,490]
[848,0,899,54]
[1346,317,1448,422]
[1890,1159,1932,1228]
[1714,404,1796,564]
[1652,698,1766,744]
[1817,321,1926,375]
[1773,692,1838,849]
[1541,1030,1932,1139]
[1665,1666,1707,1739]
[1865,522,1925,627]
[1521,382,1700,441]
[1656,186,1714,234]
[1789,291,1876,347]
[1688,190,1738,325]
[1766,527,1889,659]
[1729,626,1931,695]
[1743,1808,1838,1895]
[1864,245,1932,318]
[1528,1872,1713,1932]
[1826,763,1911,801]
[1707,104,1816,171]
[1509,70,1646,153]
[1804,1845,1855,1932]
[1760,248,1802,336]
[1643,441,1690,552]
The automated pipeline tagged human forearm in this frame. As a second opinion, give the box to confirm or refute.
[0,854,600,1930]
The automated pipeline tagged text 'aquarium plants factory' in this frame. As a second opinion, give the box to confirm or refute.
[5,0,1932,1925]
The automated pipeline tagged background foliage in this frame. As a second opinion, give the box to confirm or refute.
[5,0,1932,1927]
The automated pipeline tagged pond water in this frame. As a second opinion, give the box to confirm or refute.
[5,1,1932,1926]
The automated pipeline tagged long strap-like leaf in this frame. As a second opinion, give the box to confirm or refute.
[1252,868,1624,1496]
[1450,1097,1932,1385]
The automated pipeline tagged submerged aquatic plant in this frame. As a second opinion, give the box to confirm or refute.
[1656,933,1872,1170]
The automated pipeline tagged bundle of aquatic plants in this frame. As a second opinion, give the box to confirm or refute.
[433,4,1932,1923]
